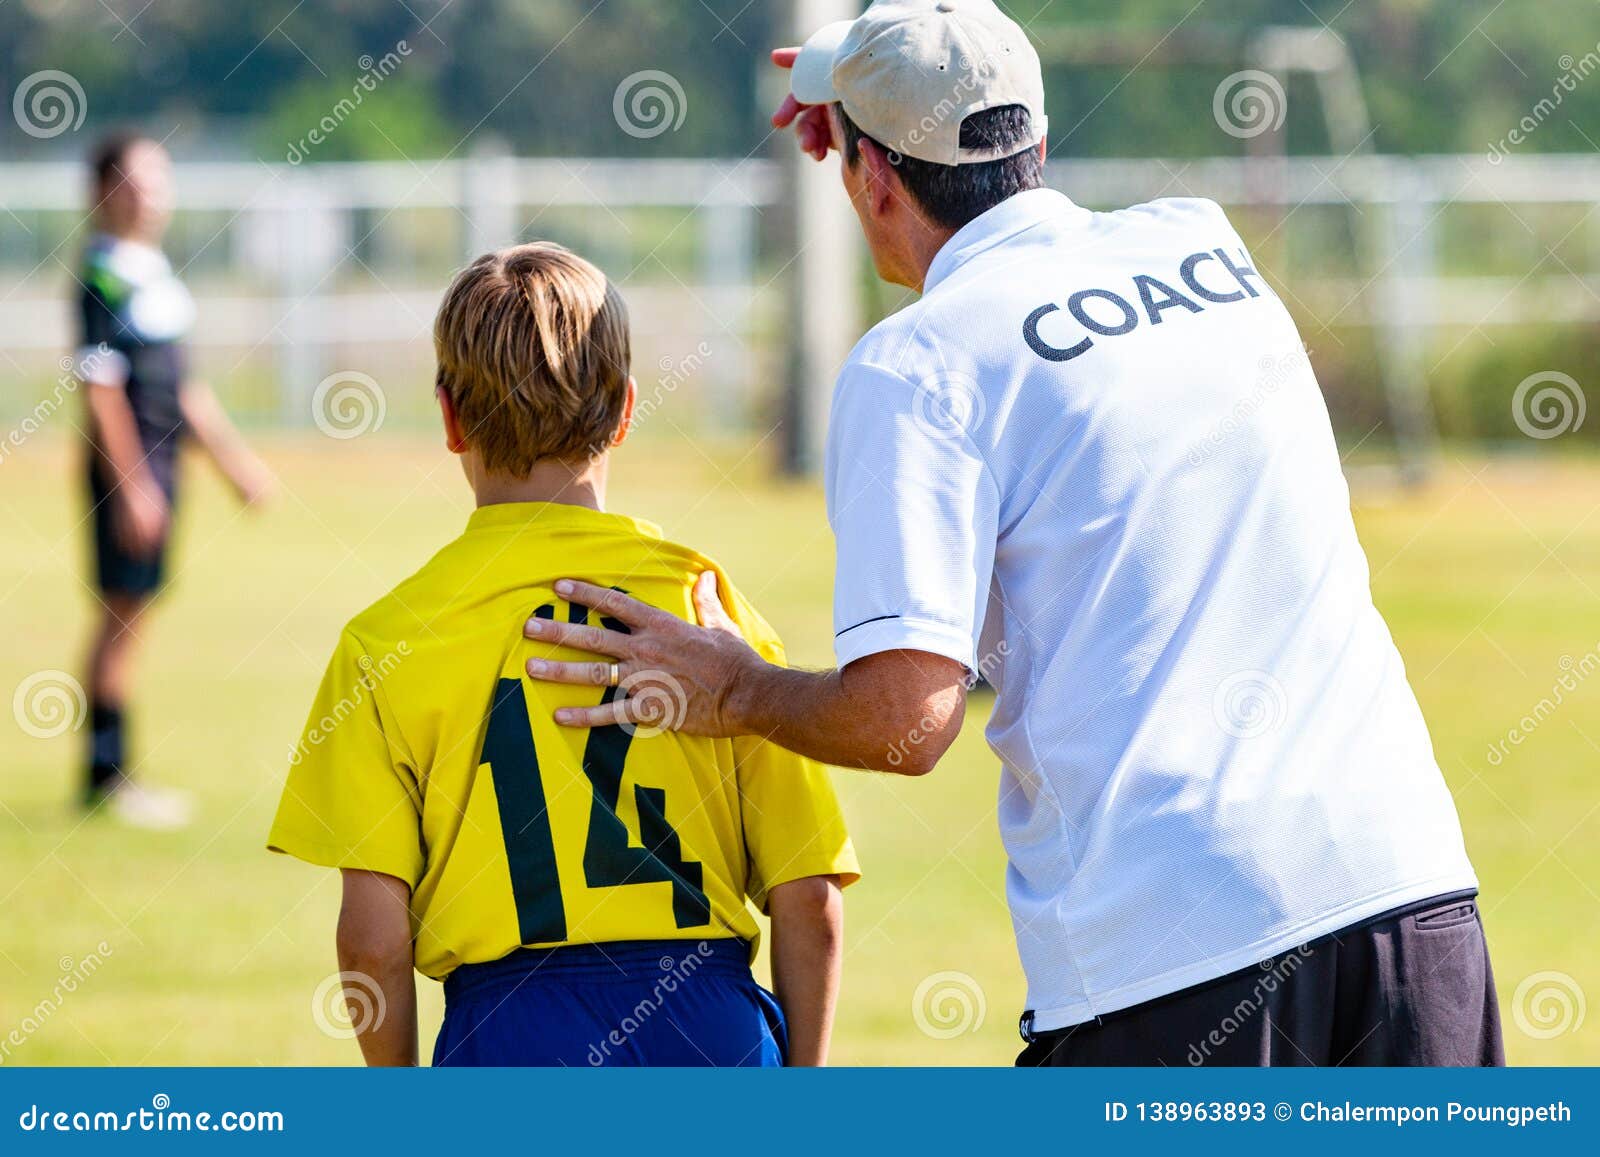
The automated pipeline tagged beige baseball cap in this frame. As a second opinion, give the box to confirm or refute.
[790,0,1047,166]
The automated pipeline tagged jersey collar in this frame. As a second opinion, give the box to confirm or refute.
[465,500,663,541]
[922,187,1087,296]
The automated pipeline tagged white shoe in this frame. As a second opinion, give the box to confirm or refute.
[91,782,194,831]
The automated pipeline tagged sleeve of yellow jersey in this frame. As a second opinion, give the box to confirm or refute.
[266,628,425,887]
[717,572,862,913]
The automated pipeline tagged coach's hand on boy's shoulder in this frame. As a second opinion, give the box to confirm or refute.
[523,573,761,737]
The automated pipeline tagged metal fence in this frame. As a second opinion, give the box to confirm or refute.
[2,152,1597,470]
[0,155,776,436]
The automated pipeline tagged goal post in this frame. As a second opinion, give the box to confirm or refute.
[778,0,865,477]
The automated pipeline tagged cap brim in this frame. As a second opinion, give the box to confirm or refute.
[790,19,854,104]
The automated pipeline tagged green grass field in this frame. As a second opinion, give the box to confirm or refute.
[2,432,1597,1066]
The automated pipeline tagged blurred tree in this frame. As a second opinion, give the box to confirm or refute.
[1,0,1597,160]
[258,76,452,164]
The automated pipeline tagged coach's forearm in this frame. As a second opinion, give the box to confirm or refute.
[726,664,871,766]
[525,582,967,768]
[726,649,966,775]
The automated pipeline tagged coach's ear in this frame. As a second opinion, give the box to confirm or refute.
[858,136,899,219]
[610,376,638,449]
[436,386,468,454]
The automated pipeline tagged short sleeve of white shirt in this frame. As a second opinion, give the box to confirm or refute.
[824,361,999,671]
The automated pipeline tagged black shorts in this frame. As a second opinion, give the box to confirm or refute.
[1018,892,1503,1067]
[87,455,177,598]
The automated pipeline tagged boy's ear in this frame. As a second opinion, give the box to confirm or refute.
[436,386,468,454]
[611,376,638,448]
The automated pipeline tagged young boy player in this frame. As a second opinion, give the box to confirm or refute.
[269,242,859,1066]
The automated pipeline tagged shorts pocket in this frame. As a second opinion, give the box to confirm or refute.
[1411,899,1479,931]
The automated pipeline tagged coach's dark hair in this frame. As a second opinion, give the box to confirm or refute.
[88,131,150,189]
[836,104,1044,231]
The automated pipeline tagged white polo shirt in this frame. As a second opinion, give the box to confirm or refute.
[824,187,1477,1031]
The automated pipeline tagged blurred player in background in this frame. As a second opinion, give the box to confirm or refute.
[267,243,858,1066]
[77,132,274,829]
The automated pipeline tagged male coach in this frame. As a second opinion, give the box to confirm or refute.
[523,0,1501,1066]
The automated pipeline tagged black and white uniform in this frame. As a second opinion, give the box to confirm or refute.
[77,234,195,595]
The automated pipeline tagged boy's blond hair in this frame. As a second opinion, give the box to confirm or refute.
[434,242,630,473]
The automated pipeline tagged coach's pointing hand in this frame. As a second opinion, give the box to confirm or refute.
[524,574,760,736]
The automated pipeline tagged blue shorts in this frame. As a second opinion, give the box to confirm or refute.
[433,939,787,1067]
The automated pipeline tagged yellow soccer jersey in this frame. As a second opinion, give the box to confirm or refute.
[267,502,860,980]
